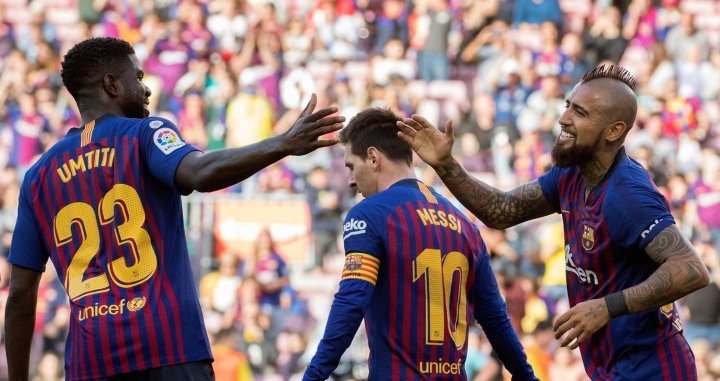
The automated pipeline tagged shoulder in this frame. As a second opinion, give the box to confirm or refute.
[345,197,384,224]
[604,157,670,214]
[607,157,661,199]
[140,116,177,130]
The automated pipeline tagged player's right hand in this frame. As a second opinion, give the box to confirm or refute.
[282,93,345,156]
[397,115,454,168]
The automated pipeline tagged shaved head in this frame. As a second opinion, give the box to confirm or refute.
[582,78,637,135]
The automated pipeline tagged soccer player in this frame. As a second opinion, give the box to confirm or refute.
[5,37,344,381]
[303,108,537,380]
[397,65,710,379]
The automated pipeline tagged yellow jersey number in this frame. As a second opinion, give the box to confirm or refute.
[54,184,158,301]
[412,248,469,349]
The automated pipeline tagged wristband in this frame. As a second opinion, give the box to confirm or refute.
[604,291,629,318]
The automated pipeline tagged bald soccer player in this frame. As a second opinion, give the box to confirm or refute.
[397,65,709,380]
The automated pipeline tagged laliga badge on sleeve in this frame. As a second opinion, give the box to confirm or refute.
[153,128,186,155]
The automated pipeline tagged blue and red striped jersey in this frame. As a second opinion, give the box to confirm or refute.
[9,114,212,380]
[304,179,536,380]
[538,148,696,380]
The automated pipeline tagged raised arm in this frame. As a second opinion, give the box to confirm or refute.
[175,94,344,192]
[5,265,42,381]
[397,115,555,229]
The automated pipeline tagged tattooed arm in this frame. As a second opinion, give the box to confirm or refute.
[397,115,555,229]
[623,224,709,313]
[553,224,710,349]
[433,160,555,229]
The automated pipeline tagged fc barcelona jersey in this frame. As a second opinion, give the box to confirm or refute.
[9,114,212,380]
[538,148,696,380]
[304,179,535,380]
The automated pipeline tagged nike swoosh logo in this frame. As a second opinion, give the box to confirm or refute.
[561,210,570,214]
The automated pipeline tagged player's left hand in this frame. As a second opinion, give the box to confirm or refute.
[553,298,610,350]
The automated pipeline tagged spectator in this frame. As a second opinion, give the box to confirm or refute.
[245,228,290,309]
[305,166,342,269]
[584,6,627,65]
[512,0,562,29]
[417,0,454,81]
[211,328,254,381]
[664,12,707,62]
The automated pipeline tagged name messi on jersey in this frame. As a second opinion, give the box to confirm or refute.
[416,208,461,234]
[57,147,116,183]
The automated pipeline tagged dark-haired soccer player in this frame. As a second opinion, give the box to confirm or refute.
[303,108,537,380]
[398,65,709,379]
[5,37,344,381]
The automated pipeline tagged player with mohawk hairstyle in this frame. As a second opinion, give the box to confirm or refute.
[398,64,709,380]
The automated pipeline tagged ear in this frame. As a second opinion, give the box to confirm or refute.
[605,121,628,143]
[367,147,381,169]
[102,73,121,98]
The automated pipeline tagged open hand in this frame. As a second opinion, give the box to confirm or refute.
[282,94,344,156]
[396,115,454,168]
[553,298,610,350]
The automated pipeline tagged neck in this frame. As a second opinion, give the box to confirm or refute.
[79,103,123,127]
[579,146,621,190]
[376,163,416,193]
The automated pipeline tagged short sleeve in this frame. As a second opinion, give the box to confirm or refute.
[340,204,383,285]
[8,179,48,272]
[605,183,675,249]
[537,166,562,213]
[138,117,199,189]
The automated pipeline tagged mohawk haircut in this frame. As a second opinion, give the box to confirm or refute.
[61,37,135,99]
[339,108,411,166]
[581,64,637,92]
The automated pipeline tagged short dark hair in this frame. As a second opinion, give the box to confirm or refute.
[580,64,637,91]
[61,37,135,99]
[339,108,411,166]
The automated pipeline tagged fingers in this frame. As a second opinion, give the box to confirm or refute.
[396,121,418,138]
[554,318,575,343]
[444,119,454,138]
[397,131,413,146]
[553,311,570,333]
[568,332,589,350]
[305,106,340,123]
[558,327,579,347]
[313,123,344,136]
[410,114,437,130]
[311,115,345,127]
[300,93,317,116]
[401,117,425,131]
[313,138,340,148]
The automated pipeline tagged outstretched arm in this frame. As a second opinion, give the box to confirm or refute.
[176,94,344,192]
[553,224,709,349]
[5,265,42,381]
[397,116,555,229]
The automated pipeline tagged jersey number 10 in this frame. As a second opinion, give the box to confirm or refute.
[412,248,469,349]
[54,184,158,301]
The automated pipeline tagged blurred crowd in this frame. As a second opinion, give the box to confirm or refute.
[0,0,720,379]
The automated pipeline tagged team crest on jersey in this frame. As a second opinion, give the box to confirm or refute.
[149,120,164,129]
[344,254,363,271]
[582,225,595,251]
[153,128,186,154]
[127,297,147,312]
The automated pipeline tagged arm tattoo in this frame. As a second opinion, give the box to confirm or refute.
[434,159,555,229]
[623,225,709,313]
